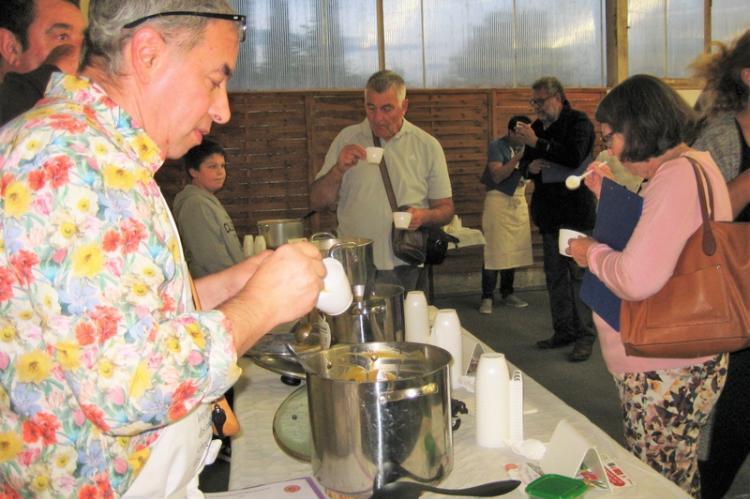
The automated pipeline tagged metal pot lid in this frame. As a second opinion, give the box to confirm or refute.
[272,385,311,461]
[245,318,325,379]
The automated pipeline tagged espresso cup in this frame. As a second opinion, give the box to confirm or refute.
[393,211,412,229]
[558,228,586,256]
[365,146,384,164]
[316,257,353,316]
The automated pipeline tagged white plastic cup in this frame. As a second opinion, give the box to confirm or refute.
[558,228,586,256]
[365,146,384,164]
[316,257,353,316]
[475,352,511,448]
[431,309,462,390]
[253,234,267,254]
[243,235,254,257]
[392,211,412,229]
[404,291,431,344]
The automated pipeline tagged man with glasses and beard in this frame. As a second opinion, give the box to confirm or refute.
[515,76,597,362]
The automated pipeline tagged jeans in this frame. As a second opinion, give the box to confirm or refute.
[541,231,595,345]
[481,268,515,300]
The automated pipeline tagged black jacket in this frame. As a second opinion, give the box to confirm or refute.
[0,64,58,127]
[521,101,597,233]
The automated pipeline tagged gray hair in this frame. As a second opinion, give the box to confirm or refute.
[365,70,406,102]
[84,0,237,75]
[532,76,567,102]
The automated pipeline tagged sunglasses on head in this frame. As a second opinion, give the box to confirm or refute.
[123,11,247,42]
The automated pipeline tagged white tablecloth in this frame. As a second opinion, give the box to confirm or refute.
[228,331,688,498]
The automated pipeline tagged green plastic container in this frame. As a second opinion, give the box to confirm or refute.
[525,474,587,499]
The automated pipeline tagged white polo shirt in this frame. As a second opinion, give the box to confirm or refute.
[316,119,453,269]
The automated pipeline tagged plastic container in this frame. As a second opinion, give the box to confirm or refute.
[525,474,587,499]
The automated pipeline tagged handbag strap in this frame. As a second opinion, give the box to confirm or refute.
[684,156,717,256]
[373,131,399,212]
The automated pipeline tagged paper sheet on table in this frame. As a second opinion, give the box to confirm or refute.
[540,156,592,184]
[580,178,643,331]
[205,477,326,499]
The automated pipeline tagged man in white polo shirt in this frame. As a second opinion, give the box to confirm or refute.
[310,69,454,292]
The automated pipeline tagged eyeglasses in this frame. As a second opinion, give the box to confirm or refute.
[600,130,616,148]
[529,94,556,107]
[123,11,247,43]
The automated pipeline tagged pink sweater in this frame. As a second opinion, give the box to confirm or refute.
[587,152,733,374]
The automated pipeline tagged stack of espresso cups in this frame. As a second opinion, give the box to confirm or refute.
[404,292,463,390]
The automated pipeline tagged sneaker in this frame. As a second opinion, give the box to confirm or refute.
[478,298,493,314]
[502,294,528,308]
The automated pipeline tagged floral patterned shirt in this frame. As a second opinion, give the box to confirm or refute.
[0,73,239,498]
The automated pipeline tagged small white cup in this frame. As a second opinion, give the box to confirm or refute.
[365,146,384,164]
[316,257,353,316]
[393,211,412,229]
[558,228,586,256]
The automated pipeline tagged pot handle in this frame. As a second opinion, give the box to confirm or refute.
[329,240,357,259]
[378,382,438,404]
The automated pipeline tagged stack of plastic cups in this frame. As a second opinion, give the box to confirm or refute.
[243,235,254,257]
[475,352,510,447]
[404,291,431,344]
[431,309,462,390]
[253,234,267,254]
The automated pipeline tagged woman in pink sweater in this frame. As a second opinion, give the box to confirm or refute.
[569,75,732,497]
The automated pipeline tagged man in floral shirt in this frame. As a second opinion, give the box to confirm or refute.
[0,1,325,497]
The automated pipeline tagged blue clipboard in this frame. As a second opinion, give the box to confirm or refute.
[580,178,643,331]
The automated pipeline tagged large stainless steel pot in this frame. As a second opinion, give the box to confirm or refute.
[305,342,453,496]
[257,218,304,249]
[332,283,404,344]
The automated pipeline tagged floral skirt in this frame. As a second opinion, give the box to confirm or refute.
[612,354,727,498]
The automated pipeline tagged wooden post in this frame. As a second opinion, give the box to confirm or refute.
[605,0,628,87]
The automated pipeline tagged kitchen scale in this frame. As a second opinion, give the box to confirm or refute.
[272,385,312,461]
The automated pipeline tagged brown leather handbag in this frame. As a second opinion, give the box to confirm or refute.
[189,276,241,437]
[620,157,750,358]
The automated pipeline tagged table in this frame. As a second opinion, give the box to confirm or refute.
[228,331,688,498]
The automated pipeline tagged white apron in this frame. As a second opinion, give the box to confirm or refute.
[481,187,533,270]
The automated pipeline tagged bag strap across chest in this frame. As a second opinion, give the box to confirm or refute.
[373,131,399,212]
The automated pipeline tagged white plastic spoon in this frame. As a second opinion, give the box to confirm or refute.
[565,169,593,190]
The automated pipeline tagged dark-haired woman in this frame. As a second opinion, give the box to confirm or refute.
[568,74,732,497]
[691,29,750,498]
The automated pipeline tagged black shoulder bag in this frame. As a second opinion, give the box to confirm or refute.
[374,132,458,266]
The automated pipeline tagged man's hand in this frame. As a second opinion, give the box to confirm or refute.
[335,144,367,175]
[221,242,325,354]
[513,122,538,147]
[404,198,454,230]
[527,159,552,175]
[406,207,430,230]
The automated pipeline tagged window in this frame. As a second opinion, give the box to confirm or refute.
[229,0,379,91]
[230,0,605,90]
